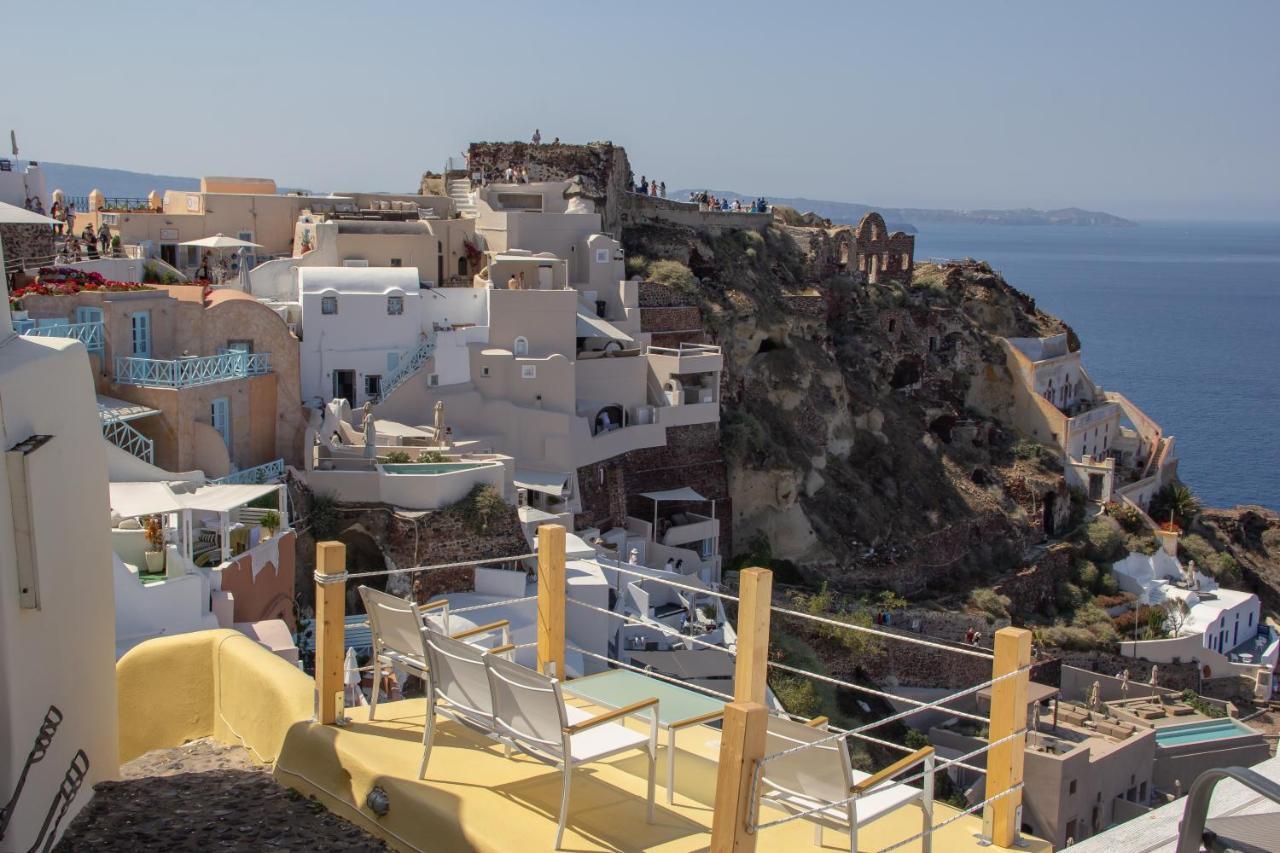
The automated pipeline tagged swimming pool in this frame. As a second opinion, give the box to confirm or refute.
[1154,718,1257,747]
[382,462,491,475]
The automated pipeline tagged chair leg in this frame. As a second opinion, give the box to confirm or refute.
[646,742,656,822]
[666,729,676,805]
[418,703,436,779]
[368,658,381,720]
[555,763,572,850]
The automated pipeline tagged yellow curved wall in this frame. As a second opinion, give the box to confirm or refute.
[116,629,312,764]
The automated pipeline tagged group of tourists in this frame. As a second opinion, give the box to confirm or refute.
[689,191,770,213]
[633,175,666,198]
[56,223,112,262]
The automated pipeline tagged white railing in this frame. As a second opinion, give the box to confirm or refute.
[211,458,285,485]
[16,320,105,352]
[102,416,154,464]
[645,342,722,357]
[114,351,272,388]
[379,337,436,399]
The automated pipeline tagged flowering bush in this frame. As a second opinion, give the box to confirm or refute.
[10,267,153,300]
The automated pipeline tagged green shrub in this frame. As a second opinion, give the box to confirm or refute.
[1083,516,1127,563]
[451,484,508,535]
[969,587,1011,620]
[1097,571,1120,596]
[769,672,823,719]
[416,450,447,463]
[1180,689,1227,719]
[1206,552,1244,587]
[1055,580,1089,612]
[647,259,698,294]
[1074,560,1101,593]
[1107,502,1147,534]
[308,491,339,539]
[1150,483,1201,530]
[259,510,281,532]
[383,450,412,464]
[905,729,930,750]
[624,254,648,278]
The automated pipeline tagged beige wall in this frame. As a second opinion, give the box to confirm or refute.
[487,289,577,357]
[0,333,119,850]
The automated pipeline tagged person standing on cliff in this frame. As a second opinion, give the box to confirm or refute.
[659,181,666,198]
[532,128,542,145]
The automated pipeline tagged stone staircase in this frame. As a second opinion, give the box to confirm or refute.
[448,178,477,218]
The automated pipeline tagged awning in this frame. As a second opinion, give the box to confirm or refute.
[98,395,160,424]
[575,312,633,342]
[640,487,709,503]
[171,482,280,513]
[109,482,184,517]
[514,468,569,497]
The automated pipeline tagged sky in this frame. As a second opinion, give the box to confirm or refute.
[4,1,1278,220]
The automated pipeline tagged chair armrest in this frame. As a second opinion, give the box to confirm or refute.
[669,708,725,731]
[418,599,449,613]
[488,643,516,657]
[805,716,829,729]
[850,746,934,795]
[451,619,509,641]
[564,697,659,734]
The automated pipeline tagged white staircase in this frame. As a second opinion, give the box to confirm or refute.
[448,178,477,217]
[100,406,155,464]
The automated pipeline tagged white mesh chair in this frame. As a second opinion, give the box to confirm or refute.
[759,716,934,851]
[484,655,659,849]
[420,627,515,778]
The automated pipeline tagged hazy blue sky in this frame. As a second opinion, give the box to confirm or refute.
[5,1,1278,219]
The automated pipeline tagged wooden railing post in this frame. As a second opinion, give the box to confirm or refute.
[984,626,1032,847]
[711,566,773,852]
[315,541,348,725]
[536,524,566,679]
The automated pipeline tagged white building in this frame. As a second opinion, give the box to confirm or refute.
[0,212,118,850]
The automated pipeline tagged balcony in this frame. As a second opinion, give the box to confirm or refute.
[646,342,723,375]
[114,351,271,388]
[14,319,104,353]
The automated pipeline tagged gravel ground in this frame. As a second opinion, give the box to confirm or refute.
[55,738,387,851]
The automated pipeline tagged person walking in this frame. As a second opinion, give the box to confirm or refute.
[50,201,62,235]
[64,202,75,235]
[532,128,542,145]
[98,223,111,256]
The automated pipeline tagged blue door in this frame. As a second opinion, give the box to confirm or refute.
[211,397,231,453]
[131,310,151,356]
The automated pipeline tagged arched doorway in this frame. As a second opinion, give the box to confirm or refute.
[339,525,388,612]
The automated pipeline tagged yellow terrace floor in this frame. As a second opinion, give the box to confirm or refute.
[272,695,1050,853]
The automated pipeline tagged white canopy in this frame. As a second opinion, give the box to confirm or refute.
[517,506,561,524]
[640,487,709,503]
[0,200,59,227]
[110,480,278,517]
[179,233,263,249]
[575,312,633,342]
[98,394,160,424]
[514,468,569,497]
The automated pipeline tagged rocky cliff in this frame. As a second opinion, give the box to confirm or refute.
[623,220,1075,597]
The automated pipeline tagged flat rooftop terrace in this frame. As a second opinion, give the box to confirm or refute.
[274,695,1050,852]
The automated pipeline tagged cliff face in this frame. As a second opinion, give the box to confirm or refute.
[623,220,1073,595]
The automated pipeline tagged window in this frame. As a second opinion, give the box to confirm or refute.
[389,258,402,267]
[514,336,529,356]
[595,249,609,263]
[76,306,103,326]
[1069,780,1077,795]
[521,365,537,379]
[211,397,231,451]
[428,373,440,387]
[480,366,491,378]
[387,295,404,315]
[321,295,338,315]
[365,375,382,399]
[226,340,253,353]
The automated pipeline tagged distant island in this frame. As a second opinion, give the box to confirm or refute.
[668,188,1137,229]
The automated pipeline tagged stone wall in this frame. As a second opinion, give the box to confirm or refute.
[993,542,1074,618]
[619,194,772,235]
[1,222,54,273]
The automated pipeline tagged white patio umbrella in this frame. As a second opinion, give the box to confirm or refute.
[180,234,262,284]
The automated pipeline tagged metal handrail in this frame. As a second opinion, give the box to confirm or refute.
[379,337,436,399]
[211,458,285,485]
[115,351,272,388]
[1176,766,1280,853]
[102,417,154,464]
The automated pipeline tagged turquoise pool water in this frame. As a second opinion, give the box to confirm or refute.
[382,462,489,475]
[1154,718,1256,747]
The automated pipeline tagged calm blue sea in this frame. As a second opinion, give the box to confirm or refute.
[912,221,1280,511]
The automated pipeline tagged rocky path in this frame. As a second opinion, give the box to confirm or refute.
[55,738,387,851]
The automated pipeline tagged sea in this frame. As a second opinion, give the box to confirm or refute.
[910,221,1280,511]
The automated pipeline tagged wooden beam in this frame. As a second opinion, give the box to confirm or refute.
[984,626,1032,847]
[710,701,767,853]
[536,523,566,678]
[315,540,347,725]
[733,567,772,703]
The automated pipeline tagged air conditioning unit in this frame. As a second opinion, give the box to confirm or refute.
[516,488,529,508]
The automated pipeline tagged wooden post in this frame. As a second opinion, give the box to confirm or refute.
[710,702,768,853]
[984,626,1032,847]
[711,566,773,852]
[315,540,347,725]
[536,523,566,679]
[733,567,773,703]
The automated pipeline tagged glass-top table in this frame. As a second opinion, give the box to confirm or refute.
[563,668,728,803]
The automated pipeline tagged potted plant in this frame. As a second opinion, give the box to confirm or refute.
[259,510,281,538]
[143,515,166,573]
[9,296,26,322]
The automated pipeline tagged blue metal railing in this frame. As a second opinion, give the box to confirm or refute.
[114,351,272,388]
[379,337,436,399]
[98,404,155,464]
[211,458,285,485]
[15,321,105,353]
